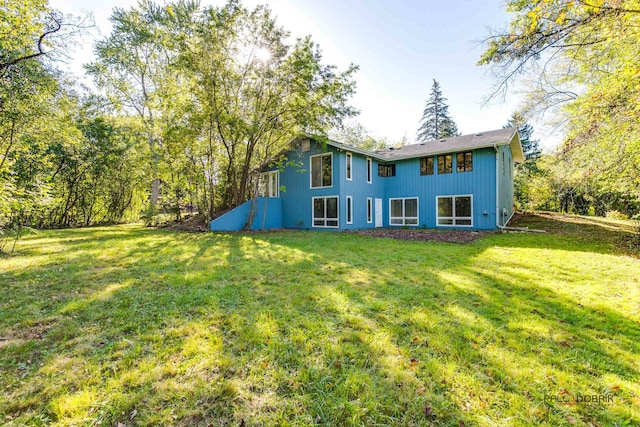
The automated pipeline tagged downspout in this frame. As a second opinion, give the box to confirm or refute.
[494,143,501,229]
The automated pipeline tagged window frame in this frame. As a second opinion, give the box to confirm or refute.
[436,194,473,227]
[258,170,279,198]
[346,152,352,181]
[378,163,396,177]
[388,197,419,227]
[309,152,333,189]
[312,196,339,228]
[366,197,373,223]
[456,151,473,172]
[420,157,434,176]
[437,154,452,174]
[366,158,372,184]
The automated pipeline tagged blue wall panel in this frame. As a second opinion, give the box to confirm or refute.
[251,139,516,231]
[210,197,282,231]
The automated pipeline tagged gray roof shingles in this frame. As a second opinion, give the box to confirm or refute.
[326,127,523,162]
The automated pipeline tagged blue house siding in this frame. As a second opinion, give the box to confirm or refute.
[497,145,515,226]
[382,148,497,229]
[210,130,521,232]
[209,197,282,231]
[279,142,344,229]
[340,152,385,229]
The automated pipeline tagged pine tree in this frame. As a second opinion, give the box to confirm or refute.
[506,112,541,172]
[416,79,459,142]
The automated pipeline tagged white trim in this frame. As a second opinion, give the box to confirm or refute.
[346,152,352,181]
[366,197,373,223]
[258,170,279,198]
[312,195,339,228]
[346,195,353,224]
[309,152,333,189]
[388,197,419,226]
[366,158,372,184]
[436,194,473,227]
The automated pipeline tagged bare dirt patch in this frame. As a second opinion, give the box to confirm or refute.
[354,228,490,244]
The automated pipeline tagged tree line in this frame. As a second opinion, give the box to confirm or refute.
[1,0,357,232]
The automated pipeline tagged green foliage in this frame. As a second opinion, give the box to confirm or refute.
[481,0,640,214]
[416,79,459,142]
[329,121,390,151]
[1,219,639,425]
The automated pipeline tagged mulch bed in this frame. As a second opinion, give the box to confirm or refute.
[354,228,490,244]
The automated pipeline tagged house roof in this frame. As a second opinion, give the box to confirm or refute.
[320,127,524,163]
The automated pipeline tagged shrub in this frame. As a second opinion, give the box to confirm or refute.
[605,210,629,220]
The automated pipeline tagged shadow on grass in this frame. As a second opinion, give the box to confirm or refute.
[0,225,638,426]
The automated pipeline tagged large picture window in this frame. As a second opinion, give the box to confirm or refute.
[313,196,339,228]
[437,195,472,226]
[310,153,332,188]
[389,198,418,226]
[438,154,452,174]
[456,152,473,172]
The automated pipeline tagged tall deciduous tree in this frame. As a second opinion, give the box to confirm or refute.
[180,1,357,221]
[480,0,640,209]
[86,0,199,211]
[416,79,459,142]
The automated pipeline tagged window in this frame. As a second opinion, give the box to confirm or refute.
[502,152,505,176]
[366,158,372,183]
[346,152,352,181]
[437,195,472,227]
[310,153,332,188]
[509,156,512,179]
[389,198,418,226]
[456,152,473,172]
[258,171,279,198]
[437,154,452,174]
[366,197,372,223]
[313,196,338,228]
[346,196,353,224]
[378,164,396,177]
[420,157,434,175]
[301,139,311,152]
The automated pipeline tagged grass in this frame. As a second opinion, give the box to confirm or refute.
[0,214,639,426]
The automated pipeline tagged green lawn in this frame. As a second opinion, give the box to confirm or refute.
[1,215,639,426]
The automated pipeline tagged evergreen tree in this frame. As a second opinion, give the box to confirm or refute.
[506,112,541,172]
[416,79,459,142]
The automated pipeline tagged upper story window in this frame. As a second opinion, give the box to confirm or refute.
[438,154,452,174]
[310,153,332,188]
[378,164,396,177]
[346,152,352,181]
[366,158,372,183]
[420,157,434,175]
[456,152,473,172]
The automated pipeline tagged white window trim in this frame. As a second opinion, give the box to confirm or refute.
[259,170,279,198]
[389,197,419,227]
[436,194,473,228]
[366,158,372,184]
[366,197,373,223]
[346,152,352,181]
[346,195,353,224]
[309,152,333,189]
[312,196,339,228]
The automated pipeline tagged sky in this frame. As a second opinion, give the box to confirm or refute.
[50,0,556,149]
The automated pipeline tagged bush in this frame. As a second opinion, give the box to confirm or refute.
[605,210,629,220]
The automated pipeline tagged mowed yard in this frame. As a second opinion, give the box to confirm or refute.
[1,215,639,426]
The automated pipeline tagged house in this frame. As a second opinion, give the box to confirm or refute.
[209,127,524,231]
